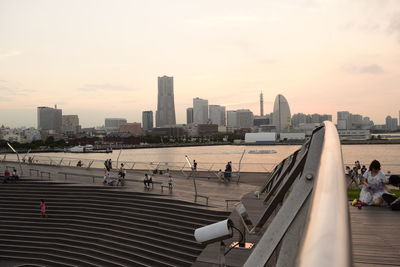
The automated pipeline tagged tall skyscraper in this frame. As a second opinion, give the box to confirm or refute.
[142,111,154,132]
[193,97,208,124]
[209,105,226,126]
[260,91,264,116]
[37,106,62,133]
[186,108,194,125]
[62,115,80,134]
[156,76,176,127]
[272,94,291,132]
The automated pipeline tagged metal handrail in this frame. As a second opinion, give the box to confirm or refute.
[296,121,351,267]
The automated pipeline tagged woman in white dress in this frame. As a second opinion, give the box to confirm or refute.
[359,160,388,206]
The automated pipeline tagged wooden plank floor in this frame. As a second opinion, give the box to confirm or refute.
[350,205,400,267]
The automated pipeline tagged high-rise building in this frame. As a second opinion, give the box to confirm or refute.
[260,91,264,116]
[186,108,194,125]
[105,118,127,131]
[193,97,208,124]
[272,94,291,132]
[337,111,351,130]
[227,111,237,128]
[142,111,153,132]
[386,116,398,131]
[62,115,80,134]
[209,105,226,126]
[37,106,62,133]
[236,109,254,129]
[156,76,176,127]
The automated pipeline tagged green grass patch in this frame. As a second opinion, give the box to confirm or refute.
[348,189,400,201]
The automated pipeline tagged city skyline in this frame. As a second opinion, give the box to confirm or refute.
[1,0,400,127]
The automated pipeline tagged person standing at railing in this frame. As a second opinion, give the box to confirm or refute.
[359,160,389,206]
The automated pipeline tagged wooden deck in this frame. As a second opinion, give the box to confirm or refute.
[1,161,399,266]
[350,205,400,267]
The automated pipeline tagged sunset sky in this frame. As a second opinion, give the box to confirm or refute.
[1,0,399,127]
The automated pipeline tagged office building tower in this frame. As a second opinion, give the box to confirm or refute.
[272,94,291,132]
[260,91,264,116]
[236,109,254,129]
[337,111,351,130]
[156,76,176,127]
[386,116,398,131]
[186,108,194,125]
[142,111,154,132]
[227,111,238,128]
[193,97,208,124]
[62,115,80,134]
[37,106,62,133]
[105,118,127,131]
[209,105,226,126]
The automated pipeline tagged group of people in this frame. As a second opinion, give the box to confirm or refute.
[2,167,19,183]
[354,159,400,210]
[103,163,125,186]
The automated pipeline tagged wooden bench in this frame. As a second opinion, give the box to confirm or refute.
[225,199,241,210]
[40,171,51,180]
[195,194,209,206]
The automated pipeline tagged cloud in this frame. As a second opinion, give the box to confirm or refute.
[387,13,400,42]
[0,49,22,59]
[78,83,134,92]
[343,64,384,74]
[359,64,384,74]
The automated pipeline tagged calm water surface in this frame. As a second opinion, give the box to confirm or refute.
[21,144,400,173]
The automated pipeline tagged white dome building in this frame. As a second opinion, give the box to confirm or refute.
[272,94,291,132]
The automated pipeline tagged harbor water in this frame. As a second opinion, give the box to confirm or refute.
[6,144,400,174]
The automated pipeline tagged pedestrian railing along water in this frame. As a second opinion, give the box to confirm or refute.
[241,121,351,267]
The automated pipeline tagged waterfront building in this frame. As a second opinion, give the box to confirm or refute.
[142,111,154,133]
[156,76,176,127]
[245,132,276,143]
[209,105,226,126]
[105,118,127,131]
[385,116,399,131]
[151,126,184,138]
[193,97,208,124]
[338,129,371,140]
[188,124,219,137]
[186,108,194,125]
[62,115,80,135]
[37,106,62,133]
[272,94,291,132]
[119,122,142,136]
[337,111,373,130]
[260,91,264,116]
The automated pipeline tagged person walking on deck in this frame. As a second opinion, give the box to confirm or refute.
[40,199,47,218]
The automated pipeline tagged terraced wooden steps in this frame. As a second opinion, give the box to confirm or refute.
[0,181,230,267]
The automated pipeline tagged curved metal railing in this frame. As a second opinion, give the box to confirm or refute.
[296,121,352,267]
